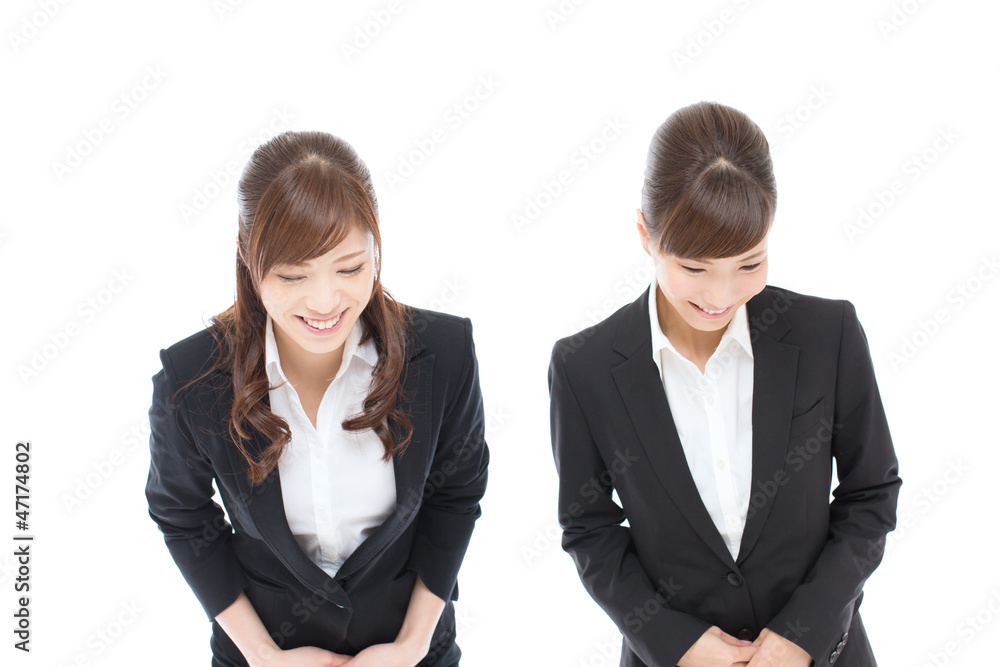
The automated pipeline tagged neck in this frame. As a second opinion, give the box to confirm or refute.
[272,324,345,384]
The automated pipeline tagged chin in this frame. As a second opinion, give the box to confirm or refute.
[692,317,731,331]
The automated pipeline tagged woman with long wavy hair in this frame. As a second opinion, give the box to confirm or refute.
[146,130,488,667]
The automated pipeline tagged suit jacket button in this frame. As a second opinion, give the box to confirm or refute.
[737,628,754,641]
[727,572,743,587]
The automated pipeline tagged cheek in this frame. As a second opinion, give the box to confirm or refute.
[349,273,375,306]
[660,270,696,299]
[743,270,768,296]
[260,282,294,310]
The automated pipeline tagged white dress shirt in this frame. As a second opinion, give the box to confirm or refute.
[265,314,396,578]
[648,280,754,561]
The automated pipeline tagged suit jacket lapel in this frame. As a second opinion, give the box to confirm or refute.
[611,285,799,568]
[336,352,432,581]
[737,290,798,564]
[612,286,736,567]
[205,317,432,604]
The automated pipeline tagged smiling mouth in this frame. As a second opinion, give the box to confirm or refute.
[691,302,731,315]
[299,310,344,330]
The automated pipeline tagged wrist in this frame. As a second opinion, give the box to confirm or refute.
[248,641,283,667]
[393,634,430,664]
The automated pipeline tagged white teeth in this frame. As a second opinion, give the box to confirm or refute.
[303,314,341,330]
[697,304,727,315]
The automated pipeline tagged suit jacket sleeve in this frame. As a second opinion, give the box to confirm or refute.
[765,300,902,663]
[145,348,249,620]
[548,342,712,666]
[405,317,490,603]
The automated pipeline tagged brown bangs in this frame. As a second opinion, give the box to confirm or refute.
[247,157,378,285]
[657,159,774,260]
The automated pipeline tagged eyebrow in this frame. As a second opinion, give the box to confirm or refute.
[688,249,767,264]
[286,248,367,267]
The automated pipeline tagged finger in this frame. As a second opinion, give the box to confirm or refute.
[717,631,752,647]
[733,645,759,663]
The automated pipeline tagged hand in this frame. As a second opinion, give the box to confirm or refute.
[745,628,811,666]
[261,645,352,667]
[678,626,758,666]
[339,640,427,667]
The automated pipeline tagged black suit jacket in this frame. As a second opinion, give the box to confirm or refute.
[145,306,488,666]
[548,285,901,667]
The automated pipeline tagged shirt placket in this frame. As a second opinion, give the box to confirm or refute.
[700,357,742,559]
[313,380,344,571]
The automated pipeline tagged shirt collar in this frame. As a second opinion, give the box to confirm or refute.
[648,279,754,374]
[265,313,378,386]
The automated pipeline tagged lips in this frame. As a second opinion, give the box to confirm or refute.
[694,304,729,315]
[299,309,345,330]
[689,301,733,318]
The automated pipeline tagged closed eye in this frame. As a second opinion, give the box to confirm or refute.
[276,264,365,283]
[681,262,762,274]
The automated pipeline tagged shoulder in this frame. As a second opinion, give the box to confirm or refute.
[549,291,642,373]
[760,284,846,316]
[402,304,476,380]
[755,284,857,338]
[404,304,472,351]
[157,326,223,387]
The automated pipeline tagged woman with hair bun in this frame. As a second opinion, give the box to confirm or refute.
[549,101,899,666]
[146,130,488,666]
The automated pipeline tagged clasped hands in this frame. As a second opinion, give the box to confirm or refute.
[257,638,428,667]
[678,626,812,667]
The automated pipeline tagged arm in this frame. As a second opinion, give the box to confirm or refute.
[144,348,249,619]
[215,592,351,666]
[548,344,719,666]
[764,300,902,664]
[403,317,489,603]
[342,575,446,666]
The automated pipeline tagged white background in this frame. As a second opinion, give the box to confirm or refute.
[3,0,999,665]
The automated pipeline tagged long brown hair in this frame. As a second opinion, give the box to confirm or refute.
[179,130,414,486]
[641,101,776,259]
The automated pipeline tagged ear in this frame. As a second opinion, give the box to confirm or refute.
[636,208,651,257]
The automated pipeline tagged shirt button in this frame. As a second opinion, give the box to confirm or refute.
[728,516,739,527]
[705,395,715,406]
[716,460,726,470]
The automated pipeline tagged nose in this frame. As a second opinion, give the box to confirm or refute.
[303,273,342,317]
[702,277,739,309]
